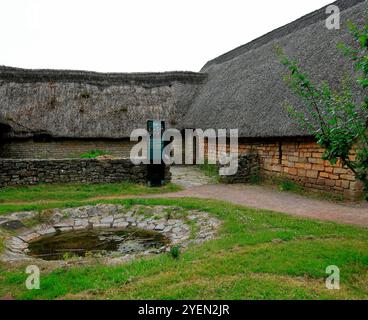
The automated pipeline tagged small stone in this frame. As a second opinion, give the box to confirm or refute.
[126,211,133,217]
[137,222,148,229]
[100,216,114,224]
[59,227,74,232]
[182,225,190,231]
[1,250,32,262]
[7,237,28,252]
[18,232,40,242]
[172,227,182,234]
[74,219,89,227]
[0,220,25,230]
[135,215,144,222]
[163,226,172,233]
[93,223,110,229]
[38,227,56,236]
[50,212,63,223]
[87,207,99,217]
[89,217,100,224]
[10,212,36,220]
[146,224,156,230]
[54,220,74,228]
[113,221,129,228]
[154,224,165,231]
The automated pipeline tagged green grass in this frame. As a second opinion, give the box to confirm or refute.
[1,197,368,300]
[0,182,181,213]
[278,180,304,193]
[197,161,219,182]
[79,149,109,159]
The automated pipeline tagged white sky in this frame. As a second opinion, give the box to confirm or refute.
[0,0,333,72]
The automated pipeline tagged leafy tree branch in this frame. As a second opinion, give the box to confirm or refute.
[276,18,368,199]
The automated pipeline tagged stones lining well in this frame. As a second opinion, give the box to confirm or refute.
[1,204,221,264]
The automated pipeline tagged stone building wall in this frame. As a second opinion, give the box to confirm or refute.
[219,153,259,184]
[0,158,171,187]
[204,138,364,200]
[0,139,134,159]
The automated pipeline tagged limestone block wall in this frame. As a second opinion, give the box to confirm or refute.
[239,139,363,199]
[0,158,171,187]
[204,138,364,200]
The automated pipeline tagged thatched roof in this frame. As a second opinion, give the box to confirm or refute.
[183,0,367,138]
[0,66,207,86]
[0,67,206,139]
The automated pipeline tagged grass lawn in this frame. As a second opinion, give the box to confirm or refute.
[0,182,181,215]
[1,195,368,300]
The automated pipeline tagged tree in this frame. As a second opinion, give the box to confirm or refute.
[276,20,368,200]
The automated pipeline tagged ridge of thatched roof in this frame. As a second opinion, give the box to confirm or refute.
[183,0,367,138]
[0,66,207,87]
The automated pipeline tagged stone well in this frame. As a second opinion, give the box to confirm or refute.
[1,204,221,265]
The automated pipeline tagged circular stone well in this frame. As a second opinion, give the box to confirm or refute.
[1,204,221,264]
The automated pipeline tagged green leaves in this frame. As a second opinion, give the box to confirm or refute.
[277,20,368,199]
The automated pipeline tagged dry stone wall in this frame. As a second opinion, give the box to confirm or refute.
[219,153,259,184]
[0,158,171,187]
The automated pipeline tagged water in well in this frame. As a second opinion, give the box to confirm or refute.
[28,228,169,261]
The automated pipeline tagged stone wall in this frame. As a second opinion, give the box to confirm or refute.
[219,153,259,184]
[239,139,364,199]
[204,138,364,200]
[0,139,134,159]
[0,158,171,187]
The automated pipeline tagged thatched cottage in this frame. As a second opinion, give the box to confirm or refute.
[0,0,366,199]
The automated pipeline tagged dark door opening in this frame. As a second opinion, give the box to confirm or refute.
[147,120,166,187]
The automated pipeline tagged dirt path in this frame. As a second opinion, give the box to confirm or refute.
[147,184,368,227]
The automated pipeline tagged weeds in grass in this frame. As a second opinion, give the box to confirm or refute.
[250,173,261,184]
[197,161,220,182]
[23,209,54,228]
[80,150,109,159]
[169,246,180,259]
[279,180,304,193]
[124,199,135,210]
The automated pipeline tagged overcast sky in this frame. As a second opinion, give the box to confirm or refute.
[0,0,333,72]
